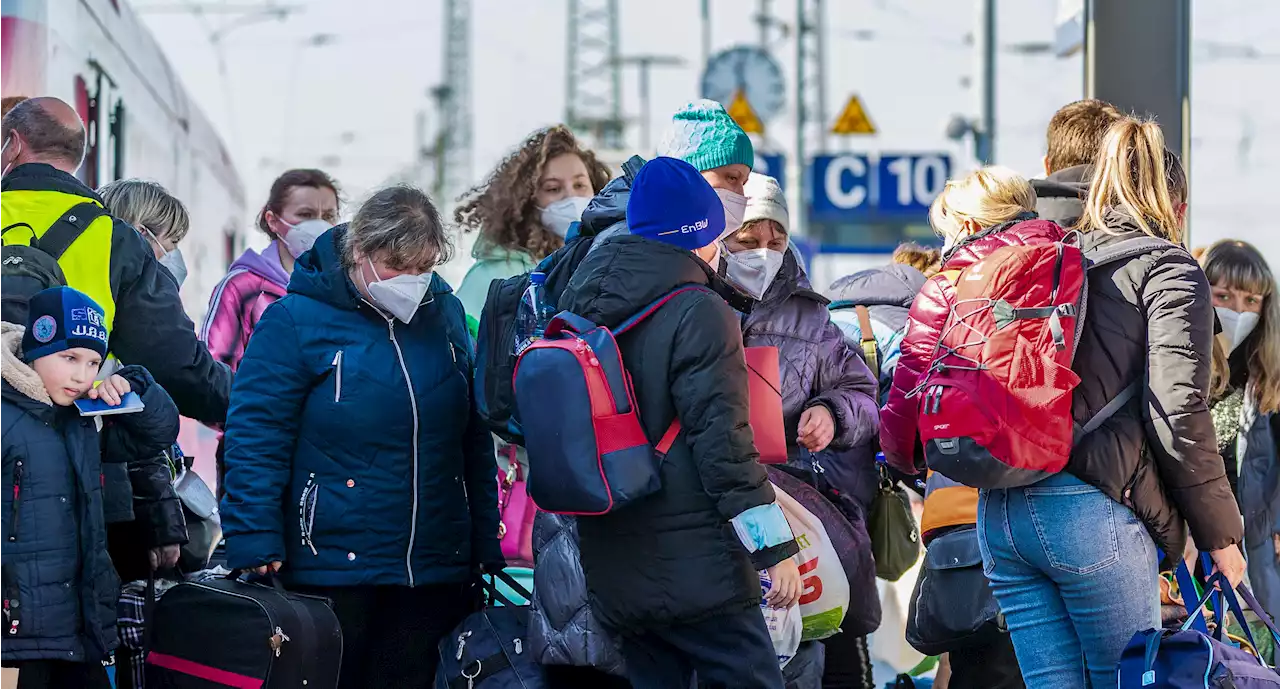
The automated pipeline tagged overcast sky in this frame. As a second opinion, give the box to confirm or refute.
[135,0,1280,280]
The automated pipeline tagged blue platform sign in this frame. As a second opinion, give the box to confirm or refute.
[810,152,951,221]
[754,152,786,190]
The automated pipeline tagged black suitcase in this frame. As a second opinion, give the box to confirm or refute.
[145,574,342,688]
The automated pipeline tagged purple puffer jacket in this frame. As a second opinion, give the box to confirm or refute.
[741,249,881,509]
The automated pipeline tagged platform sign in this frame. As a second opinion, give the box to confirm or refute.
[831,94,877,135]
[727,89,765,134]
[810,153,951,221]
[754,152,786,190]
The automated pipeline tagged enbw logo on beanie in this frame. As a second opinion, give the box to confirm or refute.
[660,217,710,237]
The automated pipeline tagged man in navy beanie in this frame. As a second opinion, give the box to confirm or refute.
[558,157,802,689]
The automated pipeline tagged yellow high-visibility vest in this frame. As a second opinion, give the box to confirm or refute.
[2,189,118,333]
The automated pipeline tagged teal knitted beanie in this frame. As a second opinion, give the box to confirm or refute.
[657,100,755,172]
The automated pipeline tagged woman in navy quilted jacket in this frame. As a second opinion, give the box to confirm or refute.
[726,172,881,689]
[220,186,501,688]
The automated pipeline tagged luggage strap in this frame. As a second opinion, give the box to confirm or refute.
[6,202,108,259]
[449,648,513,689]
[854,305,880,379]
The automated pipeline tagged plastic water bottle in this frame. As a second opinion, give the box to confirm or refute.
[514,272,555,355]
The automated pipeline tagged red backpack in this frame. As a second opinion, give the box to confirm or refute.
[915,233,1170,489]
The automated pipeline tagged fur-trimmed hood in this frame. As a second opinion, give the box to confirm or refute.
[1,321,52,406]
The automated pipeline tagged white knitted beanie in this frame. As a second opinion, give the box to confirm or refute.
[742,173,789,235]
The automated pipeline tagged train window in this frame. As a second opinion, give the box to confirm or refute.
[110,101,126,180]
[73,76,95,187]
[224,230,236,271]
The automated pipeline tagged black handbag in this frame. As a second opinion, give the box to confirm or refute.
[868,463,921,581]
[905,525,1004,655]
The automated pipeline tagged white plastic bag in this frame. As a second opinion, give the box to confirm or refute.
[760,569,803,667]
[774,482,851,641]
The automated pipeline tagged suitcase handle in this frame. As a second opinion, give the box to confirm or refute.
[227,569,288,593]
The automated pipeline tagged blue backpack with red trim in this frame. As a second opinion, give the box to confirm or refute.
[513,287,706,515]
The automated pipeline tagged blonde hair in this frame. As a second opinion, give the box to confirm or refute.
[1201,240,1280,414]
[928,166,1036,242]
[98,179,191,243]
[891,242,943,277]
[1079,117,1184,243]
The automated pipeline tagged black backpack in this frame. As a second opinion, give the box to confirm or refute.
[475,156,644,445]
[1,202,106,323]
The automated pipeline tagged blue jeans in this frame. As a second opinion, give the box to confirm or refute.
[977,472,1160,689]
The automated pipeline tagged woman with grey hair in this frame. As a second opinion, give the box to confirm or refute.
[219,185,502,687]
[98,179,190,286]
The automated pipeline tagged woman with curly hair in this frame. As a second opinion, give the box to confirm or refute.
[454,126,612,317]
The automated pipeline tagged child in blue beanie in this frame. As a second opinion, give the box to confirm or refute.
[2,287,180,688]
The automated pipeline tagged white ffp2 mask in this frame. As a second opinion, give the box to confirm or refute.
[279,218,333,259]
[540,196,592,238]
[724,248,786,300]
[1216,306,1260,353]
[715,188,748,239]
[363,258,433,324]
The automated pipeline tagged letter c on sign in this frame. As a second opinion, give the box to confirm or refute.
[825,156,867,209]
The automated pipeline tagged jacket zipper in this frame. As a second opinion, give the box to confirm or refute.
[299,473,318,555]
[3,565,20,637]
[8,460,23,543]
[332,351,344,403]
[188,582,280,679]
[385,317,421,587]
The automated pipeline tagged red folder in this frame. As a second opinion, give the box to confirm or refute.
[745,346,787,464]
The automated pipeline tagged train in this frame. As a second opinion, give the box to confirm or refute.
[3,0,248,482]
[2,0,248,319]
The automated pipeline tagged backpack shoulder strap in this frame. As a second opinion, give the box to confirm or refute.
[1073,377,1143,444]
[613,283,715,456]
[1084,236,1174,272]
[854,305,881,379]
[611,285,715,337]
[36,202,108,260]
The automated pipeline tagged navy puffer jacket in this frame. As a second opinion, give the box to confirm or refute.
[1,323,178,662]
[527,512,625,676]
[220,226,501,586]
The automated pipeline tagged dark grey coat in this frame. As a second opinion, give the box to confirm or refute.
[1069,214,1243,557]
[1031,164,1090,228]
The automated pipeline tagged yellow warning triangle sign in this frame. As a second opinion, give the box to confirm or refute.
[831,94,877,135]
[727,89,765,135]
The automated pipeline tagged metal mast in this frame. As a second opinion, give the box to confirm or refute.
[438,0,472,204]
[566,0,624,150]
[793,0,827,237]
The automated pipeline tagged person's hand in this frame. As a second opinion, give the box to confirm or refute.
[149,545,181,571]
[797,406,835,453]
[252,561,283,576]
[1272,533,1279,564]
[765,558,803,610]
[87,374,131,406]
[1209,544,1247,588]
